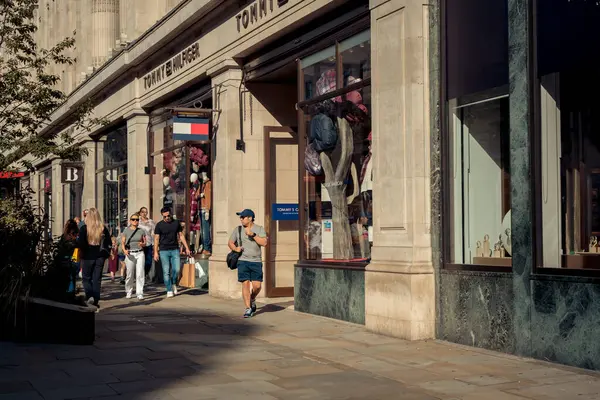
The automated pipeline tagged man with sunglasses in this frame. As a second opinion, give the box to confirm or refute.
[228,209,268,318]
[153,207,191,298]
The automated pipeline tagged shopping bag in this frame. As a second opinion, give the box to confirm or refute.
[195,261,208,288]
[180,257,195,288]
[71,248,80,263]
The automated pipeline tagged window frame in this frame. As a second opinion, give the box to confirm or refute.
[530,0,600,277]
[440,0,512,273]
[296,29,372,264]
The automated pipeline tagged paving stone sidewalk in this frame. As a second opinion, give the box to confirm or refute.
[1,281,600,400]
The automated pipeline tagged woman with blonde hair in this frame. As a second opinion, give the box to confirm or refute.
[77,208,111,307]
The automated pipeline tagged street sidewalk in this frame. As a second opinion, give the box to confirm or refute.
[1,281,600,400]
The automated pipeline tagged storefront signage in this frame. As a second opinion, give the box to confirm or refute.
[272,203,299,220]
[143,42,201,91]
[0,171,24,179]
[236,0,289,33]
[172,116,210,142]
[61,164,83,184]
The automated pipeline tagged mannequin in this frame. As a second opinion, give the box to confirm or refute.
[189,173,201,253]
[359,132,373,252]
[199,171,212,257]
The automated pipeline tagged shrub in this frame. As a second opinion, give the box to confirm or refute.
[0,189,67,323]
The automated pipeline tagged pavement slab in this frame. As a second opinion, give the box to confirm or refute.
[1,281,599,399]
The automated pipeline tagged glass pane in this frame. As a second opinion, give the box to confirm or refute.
[188,144,212,255]
[450,96,511,266]
[302,86,373,261]
[341,30,371,87]
[152,148,187,236]
[301,46,337,101]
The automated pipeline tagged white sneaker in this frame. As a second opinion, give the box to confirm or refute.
[166,291,174,298]
[126,293,132,299]
[137,294,144,300]
[86,297,95,306]
[173,286,178,295]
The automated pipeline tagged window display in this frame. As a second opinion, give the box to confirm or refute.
[300,30,372,261]
[97,126,128,237]
[448,95,511,266]
[151,121,212,256]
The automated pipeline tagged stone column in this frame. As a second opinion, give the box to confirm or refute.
[508,0,533,357]
[92,0,119,68]
[365,0,435,340]
[51,159,64,237]
[82,141,100,214]
[126,113,150,216]
[76,0,93,83]
[208,65,245,300]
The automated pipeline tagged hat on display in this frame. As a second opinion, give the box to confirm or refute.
[236,209,255,218]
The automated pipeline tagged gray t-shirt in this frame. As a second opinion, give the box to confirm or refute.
[122,227,147,251]
[230,224,267,262]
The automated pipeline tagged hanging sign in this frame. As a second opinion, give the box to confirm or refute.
[61,164,84,184]
[272,203,299,220]
[172,116,210,141]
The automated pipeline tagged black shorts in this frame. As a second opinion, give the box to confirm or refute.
[237,261,263,282]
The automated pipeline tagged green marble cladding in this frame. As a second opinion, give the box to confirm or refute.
[294,266,365,325]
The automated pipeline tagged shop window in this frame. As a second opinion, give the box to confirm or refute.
[300,30,372,261]
[448,95,511,266]
[536,0,600,271]
[150,120,212,255]
[96,127,128,237]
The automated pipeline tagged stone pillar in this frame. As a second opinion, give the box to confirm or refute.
[208,66,245,300]
[82,141,100,214]
[76,0,93,83]
[365,0,435,340]
[508,0,533,357]
[126,113,150,216]
[92,0,119,68]
[51,159,64,237]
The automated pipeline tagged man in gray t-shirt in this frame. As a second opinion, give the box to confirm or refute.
[228,209,268,318]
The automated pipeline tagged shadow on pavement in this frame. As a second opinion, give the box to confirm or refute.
[0,282,258,399]
[254,301,294,316]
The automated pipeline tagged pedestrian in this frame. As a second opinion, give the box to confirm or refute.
[108,236,118,282]
[78,209,88,230]
[56,219,79,299]
[153,207,191,298]
[121,212,147,300]
[77,207,111,308]
[138,206,155,279]
[227,209,268,318]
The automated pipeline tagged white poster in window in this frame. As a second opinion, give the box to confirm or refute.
[321,218,333,259]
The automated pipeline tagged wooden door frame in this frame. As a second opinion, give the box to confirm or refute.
[264,126,297,298]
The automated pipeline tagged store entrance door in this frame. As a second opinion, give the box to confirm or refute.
[264,126,298,297]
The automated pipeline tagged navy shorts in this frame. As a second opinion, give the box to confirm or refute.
[237,261,263,282]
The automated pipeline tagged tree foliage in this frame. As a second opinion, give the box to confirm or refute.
[0,0,102,171]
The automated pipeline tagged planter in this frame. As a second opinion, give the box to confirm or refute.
[0,296,96,345]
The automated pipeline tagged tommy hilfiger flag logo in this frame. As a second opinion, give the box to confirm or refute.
[172,116,210,141]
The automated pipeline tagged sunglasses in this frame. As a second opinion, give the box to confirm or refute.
[130,218,139,221]
[163,215,172,219]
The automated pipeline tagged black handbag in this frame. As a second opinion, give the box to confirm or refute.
[226,226,243,270]
[99,229,111,258]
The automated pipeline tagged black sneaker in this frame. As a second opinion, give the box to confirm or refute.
[243,308,253,318]
[119,278,125,285]
[251,301,257,315]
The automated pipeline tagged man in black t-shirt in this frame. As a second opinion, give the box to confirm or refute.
[153,207,191,297]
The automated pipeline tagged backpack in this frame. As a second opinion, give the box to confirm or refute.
[304,142,323,176]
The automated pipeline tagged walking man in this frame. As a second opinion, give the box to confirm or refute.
[228,209,268,318]
[153,207,191,298]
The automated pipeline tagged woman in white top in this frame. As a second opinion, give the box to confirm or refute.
[139,207,156,281]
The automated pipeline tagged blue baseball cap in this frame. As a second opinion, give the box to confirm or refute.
[236,209,255,218]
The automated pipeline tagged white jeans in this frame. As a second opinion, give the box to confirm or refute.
[125,251,145,296]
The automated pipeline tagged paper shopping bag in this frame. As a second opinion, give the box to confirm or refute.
[180,260,195,288]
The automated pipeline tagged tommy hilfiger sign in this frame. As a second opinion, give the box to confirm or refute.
[235,0,289,33]
[143,42,201,91]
